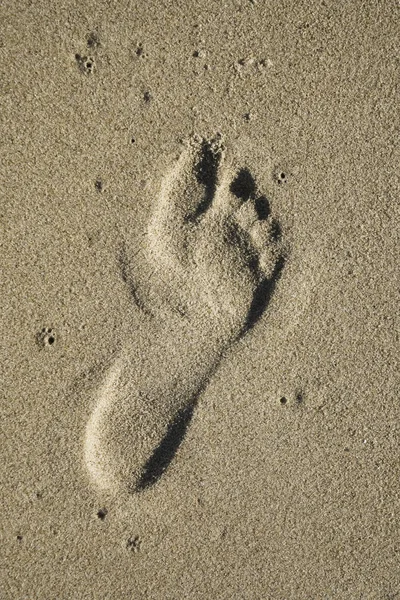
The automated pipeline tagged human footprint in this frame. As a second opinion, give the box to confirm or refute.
[84,137,286,493]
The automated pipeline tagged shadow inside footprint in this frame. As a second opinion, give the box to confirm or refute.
[243,255,286,333]
[230,167,256,201]
[135,400,196,491]
[254,195,271,220]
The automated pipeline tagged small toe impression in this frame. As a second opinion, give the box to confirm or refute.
[230,168,256,201]
[250,220,274,249]
[254,195,270,220]
[229,169,271,229]
[250,216,282,247]
[259,245,279,279]
[235,201,258,230]
[269,218,282,241]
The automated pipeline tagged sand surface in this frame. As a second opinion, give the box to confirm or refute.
[1,1,399,598]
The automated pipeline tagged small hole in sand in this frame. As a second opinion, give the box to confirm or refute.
[36,327,56,349]
[87,32,100,49]
[280,397,287,405]
[16,535,23,541]
[131,137,135,144]
[97,508,108,520]
[126,535,141,552]
[270,219,282,241]
[75,54,95,74]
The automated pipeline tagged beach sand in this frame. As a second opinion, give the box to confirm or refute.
[1,1,399,598]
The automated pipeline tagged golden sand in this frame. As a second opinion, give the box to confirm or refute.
[1,1,399,598]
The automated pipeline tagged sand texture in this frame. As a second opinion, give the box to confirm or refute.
[1,0,399,598]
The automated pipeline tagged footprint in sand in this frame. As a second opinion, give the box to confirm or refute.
[84,136,286,493]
